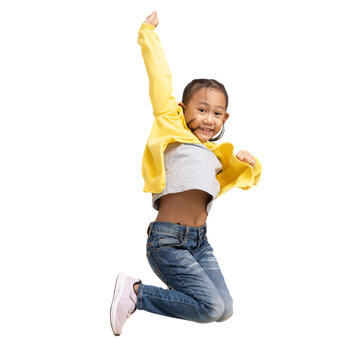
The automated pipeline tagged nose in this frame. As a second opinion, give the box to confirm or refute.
[203,114,214,124]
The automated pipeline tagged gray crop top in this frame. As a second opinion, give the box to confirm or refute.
[152,142,222,214]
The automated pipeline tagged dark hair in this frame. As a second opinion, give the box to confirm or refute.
[182,79,229,110]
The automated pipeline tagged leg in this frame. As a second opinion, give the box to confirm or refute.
[196,237,233,322]
[137,232,225,323]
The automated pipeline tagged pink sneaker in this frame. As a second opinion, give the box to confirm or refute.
[110,273,140,336]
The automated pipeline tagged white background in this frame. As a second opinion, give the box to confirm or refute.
[1,0,359,359]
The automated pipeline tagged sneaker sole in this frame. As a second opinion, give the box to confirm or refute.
[110,273,127,336]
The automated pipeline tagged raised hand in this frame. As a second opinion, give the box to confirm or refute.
[144,11,159,28]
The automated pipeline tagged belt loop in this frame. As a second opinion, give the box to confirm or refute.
[194,227,201,250]
[199,223,206,240]
[184,226,190,241]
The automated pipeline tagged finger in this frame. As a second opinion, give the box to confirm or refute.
[236,150,247,159]
[246,156,255,165]
[237,154,254,166]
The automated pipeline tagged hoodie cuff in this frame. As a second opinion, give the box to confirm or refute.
[139,23,156,32]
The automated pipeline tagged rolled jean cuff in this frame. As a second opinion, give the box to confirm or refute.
[136,283,145,310]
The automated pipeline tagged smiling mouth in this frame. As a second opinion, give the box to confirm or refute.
[199,127,214,133]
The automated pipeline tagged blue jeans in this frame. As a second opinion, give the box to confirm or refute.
[137,221,233,323]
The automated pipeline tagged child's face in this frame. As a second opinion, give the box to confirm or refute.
[179,87,229,142]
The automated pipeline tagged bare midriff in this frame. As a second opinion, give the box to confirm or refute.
[155,189,212,227]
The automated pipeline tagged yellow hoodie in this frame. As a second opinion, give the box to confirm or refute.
[138,23,262,197]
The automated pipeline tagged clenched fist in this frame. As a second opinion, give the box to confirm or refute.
[144,11,159,28]
[236,150,256,167]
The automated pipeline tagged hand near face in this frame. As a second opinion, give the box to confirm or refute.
[236,150,256,167]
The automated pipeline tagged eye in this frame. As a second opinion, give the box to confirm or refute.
[215,112,222,116]
[198,108,206,113]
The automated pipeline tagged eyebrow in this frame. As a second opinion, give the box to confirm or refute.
[198,101,225,111]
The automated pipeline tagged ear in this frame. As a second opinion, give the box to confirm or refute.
[179,102,186,111]
[223,112,230,124]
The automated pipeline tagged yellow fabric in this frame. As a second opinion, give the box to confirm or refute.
[138,23,262,197]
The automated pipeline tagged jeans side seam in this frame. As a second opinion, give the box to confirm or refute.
[153,248,206,307]
[147,250,168,286]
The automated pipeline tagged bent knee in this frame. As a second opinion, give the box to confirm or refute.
[216,296,233,322]
[216,305,233,322]
[199,297,226,323]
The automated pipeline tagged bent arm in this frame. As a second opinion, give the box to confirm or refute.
[137,23,178,118]
[210,142,262,196]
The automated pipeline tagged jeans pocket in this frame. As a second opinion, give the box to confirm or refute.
[158,236,183,247]
[150,231,184,249]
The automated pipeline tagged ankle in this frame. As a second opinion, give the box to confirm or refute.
[133,282,140,295]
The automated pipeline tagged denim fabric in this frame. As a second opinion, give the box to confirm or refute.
[137,221,233,323]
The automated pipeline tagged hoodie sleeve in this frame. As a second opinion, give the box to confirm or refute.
[209,142,262,196]
[137,23,178,119]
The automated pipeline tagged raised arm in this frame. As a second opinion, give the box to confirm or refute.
[137,11,178,118]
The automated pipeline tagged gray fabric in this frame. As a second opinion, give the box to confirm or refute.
[152,143,222,214]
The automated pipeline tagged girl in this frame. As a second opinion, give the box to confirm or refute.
[110,11,262,336]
